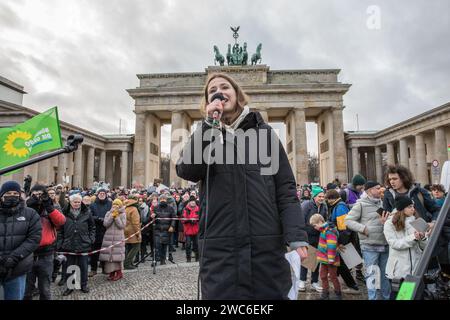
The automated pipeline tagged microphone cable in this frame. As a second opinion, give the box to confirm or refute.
[196,102,224,300]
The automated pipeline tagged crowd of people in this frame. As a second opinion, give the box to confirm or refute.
[0,178,200,300]
[296,164,449,300]
[1,163,449,300]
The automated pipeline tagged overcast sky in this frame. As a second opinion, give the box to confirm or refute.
[1,0,449,155]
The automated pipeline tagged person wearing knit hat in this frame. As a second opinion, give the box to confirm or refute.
[100,194,126,281]
[345,180,391,300]
[326,183,337,191]
[364,181,380,191]
[352,174,367,187]
[0,181,22,198]
[113,199,123,207]
[159,193,168,202]
[299,185,326,293]
[394,196,414,212]
[0,180,42,300]
[311,186,325,200]
[384,195,425,283]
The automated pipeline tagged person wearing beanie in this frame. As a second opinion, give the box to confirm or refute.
[384,195,427,298]
[153,192,176,266]
[299,186,327,293]
[59,193,95,296]
[325,189,360,294]
[89,187,112,277]
[100,195,126,281]
[345,181,391,300]
[339,174,367,282]
[123,194,141,270]
[23,183,66,300]
[0,181,42,300]
[182,195,200,262]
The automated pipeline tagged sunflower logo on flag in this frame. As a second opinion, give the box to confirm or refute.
[3,130,32,158]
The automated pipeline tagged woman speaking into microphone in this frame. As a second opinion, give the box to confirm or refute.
[176,73,308,300]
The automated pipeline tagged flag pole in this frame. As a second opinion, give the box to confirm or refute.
[0,134,84,176]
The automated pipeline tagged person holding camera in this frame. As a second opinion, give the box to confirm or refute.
[345,181,391,300]
[23,184,66,300]
[0,181,42,300]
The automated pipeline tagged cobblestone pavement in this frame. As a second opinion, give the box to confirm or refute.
[39,247,367,300]
[50,247,200,300]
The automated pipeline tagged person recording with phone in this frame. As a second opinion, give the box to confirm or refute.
[176,73,309,300]
[345,181,391,300]
[23,184,66,300]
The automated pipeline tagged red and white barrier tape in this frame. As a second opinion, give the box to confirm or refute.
[56,217,198,256]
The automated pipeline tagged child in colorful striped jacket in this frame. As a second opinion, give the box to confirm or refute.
[310,214,342,300]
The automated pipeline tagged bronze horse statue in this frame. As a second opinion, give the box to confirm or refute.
[214,45,225,66]
[251,43,262,65]
[226,44,232,65]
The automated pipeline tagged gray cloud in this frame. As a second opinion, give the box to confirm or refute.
[0,0,448,155]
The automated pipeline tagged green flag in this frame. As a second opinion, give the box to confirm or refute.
[0,107,62,170]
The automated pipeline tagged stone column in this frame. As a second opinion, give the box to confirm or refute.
[132,112,147,185]
[435,127,447,169]
[386,142,395,165]
[375,146,383,183]
[415,134,428,185]
[86,146,95,187]
[352,147,360,177]
[73,147,83,188]
[294,109,308,185]
[121,151,128,188]
[360,151,367,179]
[332,108,348,183]
[99,150,106,182]
[105,152,114,184]
[399,138,409,167]
[170,111,186,188]
[57,153,66,185]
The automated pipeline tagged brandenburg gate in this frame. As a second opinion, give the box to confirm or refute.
[127,64,351,187]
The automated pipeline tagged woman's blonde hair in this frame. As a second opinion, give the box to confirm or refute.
[199,73,250,116]
[309,213,325,226]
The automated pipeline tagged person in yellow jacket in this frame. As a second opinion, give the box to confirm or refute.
[124,195,141,270]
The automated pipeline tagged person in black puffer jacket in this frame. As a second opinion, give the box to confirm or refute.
[0,181,41,300]
[152,194,176,265]
[59,193,95,296]
[89,188,112,276]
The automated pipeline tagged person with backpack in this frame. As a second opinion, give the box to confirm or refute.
[345,181,391,300]
[383,165,440,227]
[340,174,367,282]
[325,189,360,294]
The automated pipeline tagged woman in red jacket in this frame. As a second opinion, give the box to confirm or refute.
[182,196,200,262]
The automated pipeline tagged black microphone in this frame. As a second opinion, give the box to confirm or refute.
[209,93,225,126]
[209,92,226,103]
